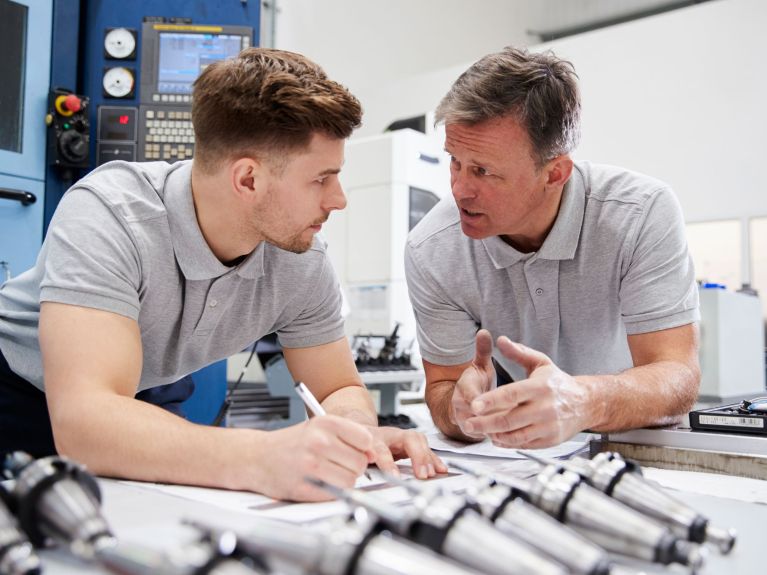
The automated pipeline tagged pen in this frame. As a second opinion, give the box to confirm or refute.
[294,381,373,481]
[294,381,326,417]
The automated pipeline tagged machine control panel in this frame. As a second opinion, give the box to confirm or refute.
[137,22,252,162]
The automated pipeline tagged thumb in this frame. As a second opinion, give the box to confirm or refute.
[474,329,493,369]
[496,336,552,376]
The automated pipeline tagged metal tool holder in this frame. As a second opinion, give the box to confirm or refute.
[187,514,477,575]
[3,452,115,559]
[0,483,42,575]
[449,460,619,575]
[97,525,270,575]
[536,451,737,554]
[521,462,705,570]
[309,477,568,575]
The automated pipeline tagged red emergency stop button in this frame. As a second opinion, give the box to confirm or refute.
[55,94,82,116]
[64,94,81,112]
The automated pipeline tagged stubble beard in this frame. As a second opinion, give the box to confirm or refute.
[271,233,314,254]
[263,214,329,255]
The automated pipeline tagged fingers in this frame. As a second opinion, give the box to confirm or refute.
[454,330,498,405]
[430,450,449,474]
[453,365,491,437]
[298,421,450,499]
[470,378,536,417]
[400,431,439,479]
[464,374,555,440]
[290,438,368,502]
[488,424,556,449]
[328,415,375,453]
[474,329,494,369]
[305,416,373,475]
[465,400,539,435]
[310,456,363,490]
[455,373,484,405]
[294,456,363,502]
[452,392,486,439]
[496,336,552,375]
[370,439,398,477]
[370,427,448,479]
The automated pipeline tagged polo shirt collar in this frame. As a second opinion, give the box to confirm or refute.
[164,161,265,280]
[481,167,586,269]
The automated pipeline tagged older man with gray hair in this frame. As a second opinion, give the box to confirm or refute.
[405,46,700,448]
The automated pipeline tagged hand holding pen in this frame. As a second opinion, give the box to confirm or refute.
[253,391,376,501]
[294,381,373,481]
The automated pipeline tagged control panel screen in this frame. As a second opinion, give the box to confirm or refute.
[157,32,243,94]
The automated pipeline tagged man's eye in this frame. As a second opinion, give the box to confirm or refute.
[474,166,491,177]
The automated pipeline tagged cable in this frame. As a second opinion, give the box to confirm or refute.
[211,341,259,427]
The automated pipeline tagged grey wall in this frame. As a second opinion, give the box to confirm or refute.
[549,0,766,224]
[274,0,539,136]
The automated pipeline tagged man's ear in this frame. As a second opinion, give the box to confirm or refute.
[230,157,265,202]
[545,155,574,189]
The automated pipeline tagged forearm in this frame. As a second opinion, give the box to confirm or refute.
[321,383,378,427]
[50,391,269,491]
[580,359,700,432]
[426,379,482,442]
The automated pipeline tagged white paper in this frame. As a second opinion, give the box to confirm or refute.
[426,430,591,460]
[118,464,433,524]
[120,481,276,512]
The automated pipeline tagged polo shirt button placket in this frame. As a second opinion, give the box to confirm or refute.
[196,282,226,335]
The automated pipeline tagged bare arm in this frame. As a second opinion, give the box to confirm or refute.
[282,338,377,426]
[41,302,374,500]
[423,361,478,441]
[580,323,701,431]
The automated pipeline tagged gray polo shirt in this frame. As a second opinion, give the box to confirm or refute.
[0,160,345,392]
[405,161,699,382]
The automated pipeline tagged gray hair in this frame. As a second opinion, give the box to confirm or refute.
[435,47,581,166]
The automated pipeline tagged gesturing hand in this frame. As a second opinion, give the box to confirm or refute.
[451,329,496,440]
[465,336,590,449]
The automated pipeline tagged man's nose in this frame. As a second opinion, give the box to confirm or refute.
[324,179,347,212]
[451,169,475,201]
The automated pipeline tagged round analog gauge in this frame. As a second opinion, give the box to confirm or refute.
[104,28,136,59]
[103,67,135,98]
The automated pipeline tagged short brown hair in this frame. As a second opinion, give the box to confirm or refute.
[436,47,581,166]
[192,48,362,172]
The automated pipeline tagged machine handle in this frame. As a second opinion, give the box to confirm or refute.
[0,188,37,206]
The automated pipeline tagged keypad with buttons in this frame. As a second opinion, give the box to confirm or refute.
[138,105,195,162]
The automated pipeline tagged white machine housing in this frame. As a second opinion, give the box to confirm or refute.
[322,128,451,354]
[698,287,766,401]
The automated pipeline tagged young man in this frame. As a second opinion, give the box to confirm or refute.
[0,48,445,501]
[405,47,700,449]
